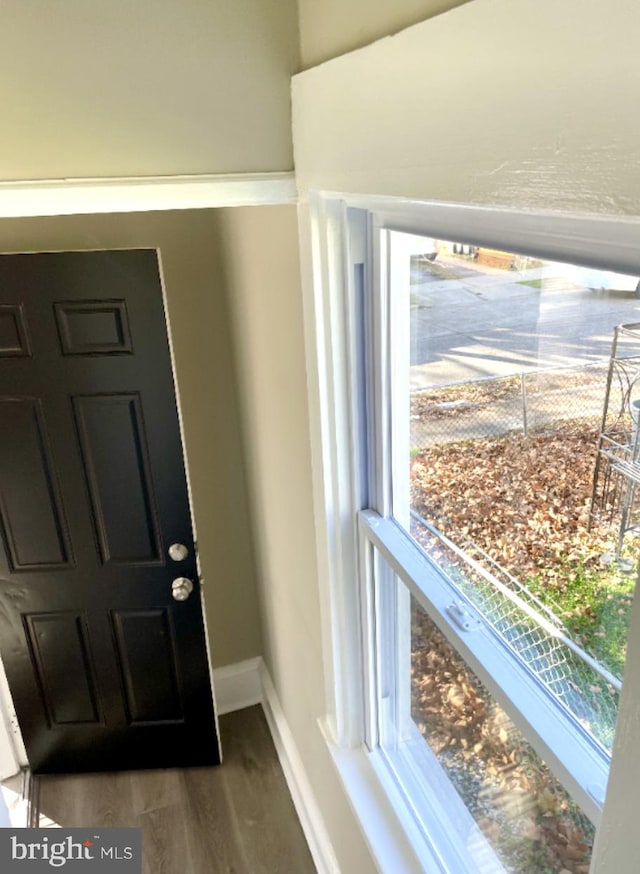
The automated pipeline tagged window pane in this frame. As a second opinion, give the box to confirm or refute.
[398,234,639,751]
[412,597,594,874]
[410,513,619,751]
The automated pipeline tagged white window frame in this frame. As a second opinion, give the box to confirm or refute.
[302,192,640,873]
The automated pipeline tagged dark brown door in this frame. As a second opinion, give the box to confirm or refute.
[0,250,220,774]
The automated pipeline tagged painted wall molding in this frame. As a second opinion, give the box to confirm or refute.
[0,172,297,218]
[212,657,340,874]
[258,662,341,874]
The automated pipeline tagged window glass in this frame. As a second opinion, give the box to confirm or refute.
[369,539,597,873]
[399,235,639,752]
[411,597,595,874]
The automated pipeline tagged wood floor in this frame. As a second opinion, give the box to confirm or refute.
[33,706,317,874]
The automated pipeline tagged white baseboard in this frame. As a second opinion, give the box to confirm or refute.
[258,661,341,874]
[212,656,340,873]
[212,657,263,715]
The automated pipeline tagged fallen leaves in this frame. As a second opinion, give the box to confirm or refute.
[412,584,594,872]
[410,421,611,593]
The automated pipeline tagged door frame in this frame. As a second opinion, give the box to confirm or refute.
[0,171,291,772]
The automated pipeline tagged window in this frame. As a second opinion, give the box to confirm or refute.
[308,195,640,874]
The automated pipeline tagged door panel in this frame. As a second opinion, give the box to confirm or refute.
[0,399,72,570]
[24,611,102,726]
[0,305,31,358]
[112,608,183,724]
[54,300,133,356]
[73,393,162,565]
[0,250,220,774]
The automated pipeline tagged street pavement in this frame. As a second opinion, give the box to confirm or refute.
[409,257,640,389]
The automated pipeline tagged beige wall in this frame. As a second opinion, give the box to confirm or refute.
[0,0,299,180]
[220,205,376,871]
[0,209,262,668]
[298,0,469,68]
[293,0,640,216]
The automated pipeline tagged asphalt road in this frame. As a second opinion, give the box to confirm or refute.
[409,257,640,389]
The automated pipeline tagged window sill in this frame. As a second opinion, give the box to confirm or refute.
[320,717,437,873]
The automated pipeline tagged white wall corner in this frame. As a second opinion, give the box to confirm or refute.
[212,657,263,715]
[258,661,341,874]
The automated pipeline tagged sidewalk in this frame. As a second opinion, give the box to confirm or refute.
[409,257,640,388]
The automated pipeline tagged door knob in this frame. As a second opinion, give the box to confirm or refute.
[168,543,189,561]
[172,577,194,601]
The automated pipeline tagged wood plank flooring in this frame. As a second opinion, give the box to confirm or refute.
[34,706,317,874]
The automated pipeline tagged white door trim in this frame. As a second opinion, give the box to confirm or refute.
[0,656,24,777]
[0,172,297,218]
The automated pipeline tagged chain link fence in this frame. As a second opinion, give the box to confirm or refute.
[409,362,624,752]
[411,511,620,752]
[410,362,609,451]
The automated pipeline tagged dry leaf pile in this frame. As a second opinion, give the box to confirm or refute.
[410,421,611,593]
[410,377,521,413]
[412,604,593,873]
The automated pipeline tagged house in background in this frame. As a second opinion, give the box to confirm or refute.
[0,0,638,871]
